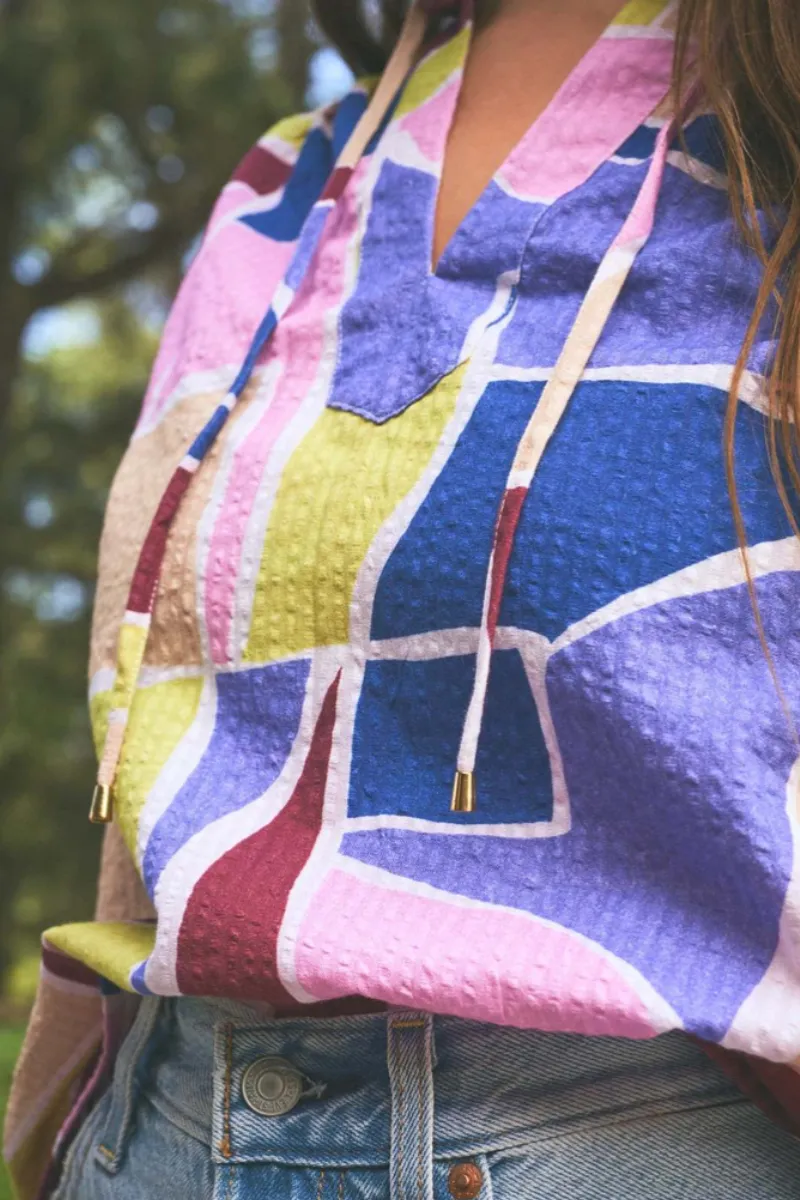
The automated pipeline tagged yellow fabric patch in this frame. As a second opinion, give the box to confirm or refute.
[264,110,317,150]
[109,621,149,710]
[90,688,113,759]
[245,367,465,665]
[44,922,156,992]
[119,676,204,858]
[396,23,470,117]
[90,676,203,860]
[613,0,670,25]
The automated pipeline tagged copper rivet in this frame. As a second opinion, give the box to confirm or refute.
[448,1162,483,1200]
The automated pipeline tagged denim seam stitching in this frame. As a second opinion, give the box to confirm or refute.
[93,996,162,1173]
[219,1023,233,1160]
[398,1070,405,1200]
[395,1026,406,1200]
[417,1037,424,1200]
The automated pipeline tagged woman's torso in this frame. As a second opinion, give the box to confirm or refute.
[69,0,800,1062]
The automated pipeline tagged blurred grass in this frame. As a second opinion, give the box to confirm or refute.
[1,1025,24,1200]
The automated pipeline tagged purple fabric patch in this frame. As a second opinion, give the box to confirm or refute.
[328,161,544,423]
[499,159,777,372]
[437,178,546,281]
[342,571,800,1040]
[285,204,331,293]
[142,659,310,895]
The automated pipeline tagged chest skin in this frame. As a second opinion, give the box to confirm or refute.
[432,0,629,266]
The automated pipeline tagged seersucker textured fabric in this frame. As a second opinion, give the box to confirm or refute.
[8,0,800,1194]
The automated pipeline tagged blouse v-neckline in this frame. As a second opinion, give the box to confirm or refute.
[323,0,678,425]
[420,0,678,279]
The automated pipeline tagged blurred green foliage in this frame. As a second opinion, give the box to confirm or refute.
[1,1026,24,1198]
[1,308,157,996]
[0,0,324,1002]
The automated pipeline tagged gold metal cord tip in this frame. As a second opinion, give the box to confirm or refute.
[451,770,476,814]
[89,784,114,824]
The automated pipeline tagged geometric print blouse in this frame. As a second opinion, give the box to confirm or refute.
[44,0,800,1067]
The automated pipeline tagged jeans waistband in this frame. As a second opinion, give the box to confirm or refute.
[141,998,743,1169]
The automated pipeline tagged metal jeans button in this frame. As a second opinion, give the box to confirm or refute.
[242,1056,304,1116]
[448,1163,483,1200]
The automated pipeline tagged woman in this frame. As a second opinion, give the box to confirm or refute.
[7,0,800,1195]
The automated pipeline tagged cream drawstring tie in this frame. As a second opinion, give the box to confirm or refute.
[452,114,678,812]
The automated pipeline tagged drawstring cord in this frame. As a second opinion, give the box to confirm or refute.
[452,112,679,813]
[90,0,433,824]
[91,0,689,826]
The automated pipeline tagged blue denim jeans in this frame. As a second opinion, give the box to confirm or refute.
[54,997,800,1199]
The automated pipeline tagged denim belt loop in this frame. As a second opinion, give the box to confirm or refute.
[93,996,163,1174]
[387,1012,436,1200]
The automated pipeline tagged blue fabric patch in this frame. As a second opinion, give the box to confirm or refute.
[238,90,377,246]
[680,114,727,174]
[372,379,793,644]
[349,649,553,825]
[331,90,369,158]
[616,115,726,175]
[372,382,540,639]
[240,125,334,243]
[616,123,659,161]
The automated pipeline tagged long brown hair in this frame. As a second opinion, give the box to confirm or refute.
[312,0,800,589]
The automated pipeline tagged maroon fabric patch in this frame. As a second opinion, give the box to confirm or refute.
[41,942,101,989]
[232,144,293,196]
[322,167,352,204]
[175,673,341,1005]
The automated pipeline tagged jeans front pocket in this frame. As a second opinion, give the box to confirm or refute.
[52,1087,113,1200]
[482,1097,800,1200]
[52,997,163,1199]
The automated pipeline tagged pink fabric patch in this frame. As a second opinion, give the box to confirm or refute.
[397,76,461,165]
[294,865,667,1038]
[137,218,295,434]
[210,181,259,227]
[499,38,674,202]
[203,170,364,663]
